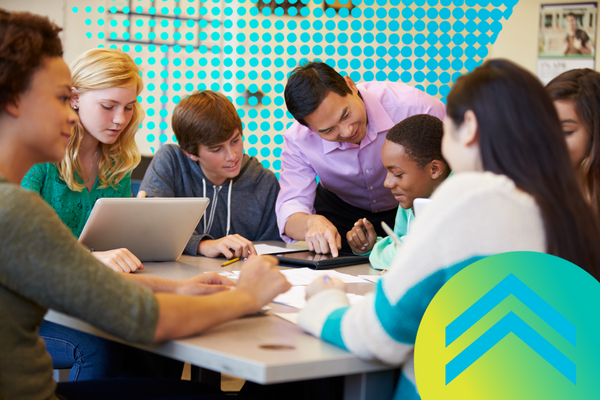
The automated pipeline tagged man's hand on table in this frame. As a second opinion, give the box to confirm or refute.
[236,255,291,311]
[174,272,236,295]
[198,235,257,259]
[305,215,342,257]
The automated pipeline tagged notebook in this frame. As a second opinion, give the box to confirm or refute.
[274,251,370,270]
[79,197,209,262]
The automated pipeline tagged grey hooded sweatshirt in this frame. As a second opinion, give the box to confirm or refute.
[140,144,281,255]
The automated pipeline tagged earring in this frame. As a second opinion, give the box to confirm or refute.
[73,105,79,110]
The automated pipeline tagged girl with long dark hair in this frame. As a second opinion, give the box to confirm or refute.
[298,59,600,400]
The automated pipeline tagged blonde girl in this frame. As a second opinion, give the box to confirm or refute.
[22,48,145,273]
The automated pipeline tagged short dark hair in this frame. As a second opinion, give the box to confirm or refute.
[0,9,63,111]
[386,114,447,169]
[172,90,243,156]
[284,61,352,126]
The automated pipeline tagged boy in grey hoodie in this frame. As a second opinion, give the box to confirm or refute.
[139,91,281,258]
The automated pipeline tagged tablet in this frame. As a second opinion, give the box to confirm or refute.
[275,251,370,270]
[413,198,431,218]
[79,197,209,262]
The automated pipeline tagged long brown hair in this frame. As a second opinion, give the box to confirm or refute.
[447,59,600,278]
[546,69,600,216]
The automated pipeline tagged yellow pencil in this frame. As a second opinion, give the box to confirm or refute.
[221,257,240,267]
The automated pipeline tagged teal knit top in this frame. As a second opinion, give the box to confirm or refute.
[21,163,132,238]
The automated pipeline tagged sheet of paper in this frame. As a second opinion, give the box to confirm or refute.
[273,286,365,309]
[280,268,370,285]
[358,275,380,283]
[255,244,306,255]
[273,312,299,325]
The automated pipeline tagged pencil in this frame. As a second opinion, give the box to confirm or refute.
[221,257,240,267]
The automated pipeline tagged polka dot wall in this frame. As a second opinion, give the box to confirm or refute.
[73,0,519,178]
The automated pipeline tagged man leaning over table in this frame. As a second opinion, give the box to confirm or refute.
[276,61,446,256]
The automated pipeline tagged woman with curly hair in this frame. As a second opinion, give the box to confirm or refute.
[22,48,145,273]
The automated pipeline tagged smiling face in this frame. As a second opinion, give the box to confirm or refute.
[16,57,79,164]
[73,85,137,145]
[188,130,244,186]
[382,140,441,209]
[303,77,368,144]
[554,99,590,169]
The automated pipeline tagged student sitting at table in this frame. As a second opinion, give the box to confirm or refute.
[346,114,450,270]
[19,46,168,383]
[0,9,290,399]
[22,47,144,274]
[139,90,281,259]
[546,69,600,218]
[297,59,600,400]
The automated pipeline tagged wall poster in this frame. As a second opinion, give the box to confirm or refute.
[538,2,597,84]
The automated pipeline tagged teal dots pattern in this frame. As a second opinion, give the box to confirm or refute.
[75,0,518,176]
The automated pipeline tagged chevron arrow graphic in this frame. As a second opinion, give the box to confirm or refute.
[446,311,576,384]
[445,274,576,384]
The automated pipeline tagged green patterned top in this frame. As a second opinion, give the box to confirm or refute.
[21,163,132,238]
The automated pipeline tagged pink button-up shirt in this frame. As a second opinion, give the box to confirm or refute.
[276,81,446,242]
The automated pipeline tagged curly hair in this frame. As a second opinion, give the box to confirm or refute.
[386,114,447,169]
[57,48,144,192]
[0,9,62,110]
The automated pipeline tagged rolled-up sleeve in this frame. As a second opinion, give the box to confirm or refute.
[276,130,318,242]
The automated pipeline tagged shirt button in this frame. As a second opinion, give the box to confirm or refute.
[366,169,370,173]
[370,186,373,190]
[372,200,377,203]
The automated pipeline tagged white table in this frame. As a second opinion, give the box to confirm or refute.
[46,242,397,400]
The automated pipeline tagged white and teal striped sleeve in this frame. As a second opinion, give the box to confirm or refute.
[298,172,546,365]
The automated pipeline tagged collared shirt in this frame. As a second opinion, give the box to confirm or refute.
[276,81,446,242]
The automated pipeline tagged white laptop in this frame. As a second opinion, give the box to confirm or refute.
[79,197,209,262]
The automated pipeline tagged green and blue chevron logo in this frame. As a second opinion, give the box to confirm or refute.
[414,252,600,399]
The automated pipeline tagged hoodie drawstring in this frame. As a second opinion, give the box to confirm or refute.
[201,178,232,237]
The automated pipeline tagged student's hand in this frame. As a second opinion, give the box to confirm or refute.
[236,255,291,310]
[305,215,342,257]
[306,276,346,299]
[198,235,257,259]
[92,248,144,273]
[346,218,377,254]
[136,190,146,198]
[174,272,236,295]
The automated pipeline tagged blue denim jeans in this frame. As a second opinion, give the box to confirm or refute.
[41,321,185,381]
[40,320,123,381]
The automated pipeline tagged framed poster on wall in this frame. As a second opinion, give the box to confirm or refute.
[538,2,597,84]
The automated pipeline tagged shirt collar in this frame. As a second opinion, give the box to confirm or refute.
[321,87,396,154]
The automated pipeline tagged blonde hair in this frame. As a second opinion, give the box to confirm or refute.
[58,48,144,191]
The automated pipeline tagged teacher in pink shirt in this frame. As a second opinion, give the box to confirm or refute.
[276,61,446,256]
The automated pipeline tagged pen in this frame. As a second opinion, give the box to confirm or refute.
[221,257,240,267]
[379,269,387,276]
[381,222,402,247]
